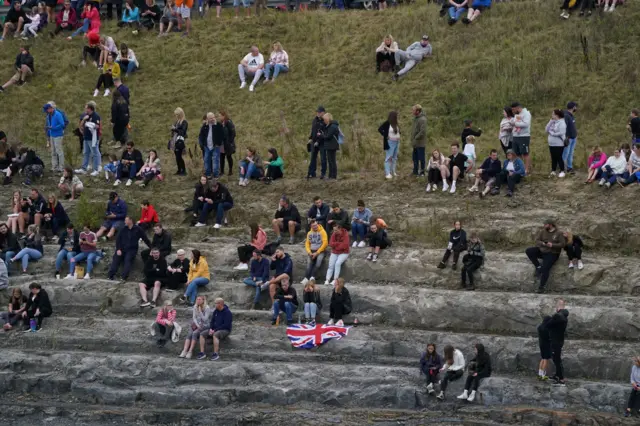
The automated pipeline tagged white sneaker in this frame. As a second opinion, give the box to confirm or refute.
[393,171,398,177]
[238,178,244,186]
[568,262,574,269]
[324,280,330,285]
[336,320,344,326]
[327,319,335,325]
[558,172,566,178]
[249,85,255,92]
[457,390,469,400]
[301,278,309,285]
[234,263,249,271]
[450,183,457,194]
[577,260,584,270]
[549,171,556,177]
[467,390,476,402]
[468,185,478,192]
[432,184,437,192]
[426,184,431,192]
[213,223,222,229]
[310,276,315,282]
[104,89,111,97]
[240,81,247,89]
[426,383,433,392]
[185,351,192,359]
[194,222,207,227]
[598,178,605,186]
[436,391,444,400]
[385,174,392,180]
[93,89,99,97]
[83,273,91,279]
[442,182,449,192]
[113,179,121,186]
[357,241,366,248]
[125,179,132,186]
[178,350,187,358]
[73,168,85,175]
[64,274,74,279]
[90,170,100,177]
[352,241,357,248]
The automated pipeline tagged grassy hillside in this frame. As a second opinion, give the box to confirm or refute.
[1,0,639,177]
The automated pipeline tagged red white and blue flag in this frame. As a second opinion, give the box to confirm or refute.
[286,323,350,349]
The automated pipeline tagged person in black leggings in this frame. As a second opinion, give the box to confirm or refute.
[220,110,235,176]
[461,233,484,290]
[438,220,467,270]
[171,107,188,176]
[457,343,492,402]
[545,109,566,177]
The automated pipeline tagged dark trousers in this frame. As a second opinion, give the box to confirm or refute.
[116,163,137,180]
[199,201,233,225]
[376,51,395,71]
[237,244,258,263]
[326,149,338,179]
[497,170,521,192]
[426,370,439,386]
[83,46,100,62]
[561,0,581,9]
[308,146,327,178]
[564,244,582,260]
[113,123,128,144]
[266,165,283,180]
[153,322,173,343]
[440,369,463,392]
[464,372,490,391]
[627,389,640,410]
[461,255,482,287]
[220,153,233,175]
[167,273,187,290]
[549,146,565,172]
[54,24,74,34]
[412,147,426,175]
[600,165,623,185]
[428,167,442,184]
[330,301,347,320]
[580,0,593,11]
[106,0,123,19]
[525,247,559,289]
[175,149,186,174]
[96,73,115,90]
[23,308,51,329]
[441,245,465,265]
[551,343,564,380]
[108,249,137,280]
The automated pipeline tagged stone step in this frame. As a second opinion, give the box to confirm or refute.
[0,316,634,382]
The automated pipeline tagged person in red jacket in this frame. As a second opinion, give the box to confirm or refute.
[51,0,77,37]
[67,3,100,39]
[324,223,350,286]
[137,200,159,232]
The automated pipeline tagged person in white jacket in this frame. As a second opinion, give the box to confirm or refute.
[545,109,567,178]
[116,43,139,77]
[511,102,532,175]
[599,148,627,188]
[375,35,398,73]
[436,344,465,400]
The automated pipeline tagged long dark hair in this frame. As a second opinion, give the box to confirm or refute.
[503,106,514,118]
[268,148,279,161]
[250,222,259,240]
[475,343,486,357]
[11,287,23,304]
[388,111,399,133]
[426,343,437,359]
[192,249,201,265]
[443,344,454,365]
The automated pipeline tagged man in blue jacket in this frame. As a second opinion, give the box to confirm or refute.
[108,216,151,281]
[563,102,578,174]
[306,196,329,231]
[243,250,270,309]
[97,192,128,240]
[43,103,66,173]
[205,298,232,361]
[267,246,293,304]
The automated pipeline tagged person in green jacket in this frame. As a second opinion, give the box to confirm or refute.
[411,104,427,176]
[264,148,284,183]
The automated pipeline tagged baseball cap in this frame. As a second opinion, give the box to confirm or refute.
[42,103,53,112]
[317,106,325,113]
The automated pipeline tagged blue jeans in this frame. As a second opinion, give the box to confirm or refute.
[243,278,265,304]
[239,160,263,179]
[70,251,101,275]
[351,222,367,242]
[304,302,317,319]
[81,139,101,172]
[412,147,426,175]
[71,18,90,37]
[449,6,466,21]
[273,300,297,322]
[4,251,16,270]
[117,61,138,74]
[185,277,210,304]
[199,201,233,225]
[308,146,327,178]
[117,162,138,180]
[562,138,577,170]
[623,171,640,185]
[13,248,43,270]
[264,63,289,80]
[384,139,399,175]
[204,146,221,177]
[56,249,76,272]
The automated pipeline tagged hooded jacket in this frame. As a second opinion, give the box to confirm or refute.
[405,41,432,61]
[327,209,351,231]
[448,228,467,250]
[0,231,20,255]
[106,198,128,221]
[470,343,492,376]
[411,111,427,148]
[210,304,232,332]
[537,315,552,348]
[479,157,502,178]
[545,118,567,147]
[26,288,52,316]
[564,110,577,139]
[46,110,66,138]
[323,120,341,151]
[420,351,443,375]
[275,285,299,309]
[140,205,159,224]
[329,227,350,255]
[271,253,293,277]
[546,309,569,346]
[309,115,325,146]
[330,286,351,314]
[305,225,328,254]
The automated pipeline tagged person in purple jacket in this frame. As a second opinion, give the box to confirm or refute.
[420,343,444,395]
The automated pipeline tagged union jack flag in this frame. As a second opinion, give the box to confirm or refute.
[286,323,350,349]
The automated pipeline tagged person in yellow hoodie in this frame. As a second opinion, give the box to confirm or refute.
[93,52,120,98]
[179,249,210,306]
[301,219,327,285]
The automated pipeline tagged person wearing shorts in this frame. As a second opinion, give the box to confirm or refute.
[138,248,167,308]
[206,298,232,361]
[0,2,27,42]
[0,46,34,94]
[175,0,192,36]
[511,102,532,174]
[537,315,552,380]
[96,192,128,240]
[233,0,250,18]
[462,0,491,24]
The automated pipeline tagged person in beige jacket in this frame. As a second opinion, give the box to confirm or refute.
[375,35,398,73]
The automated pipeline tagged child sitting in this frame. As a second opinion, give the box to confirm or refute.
[463,135,477,179]
[137,200,159,232]
[563,232,584,270]
[21,6,43,39]
[137,149,162,187]
[302,279,322,324]
[103,154,120,181]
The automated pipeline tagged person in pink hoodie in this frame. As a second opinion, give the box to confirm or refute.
[585,146,607,183]
[67,3,100,39]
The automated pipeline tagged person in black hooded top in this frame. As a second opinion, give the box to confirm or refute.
[438,220,467,270]
[537,315,552,380]
[22,283,52,331]
[457,343,491,402]
[546,299,569,386]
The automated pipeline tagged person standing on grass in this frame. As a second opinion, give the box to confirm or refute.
[175,0,192,36]
[264,42,289,84]
[545,109,567,178]
[111,90,130,150]
[392,35,432,81]
[410,104,427,176]
[74,102,102,177]
[43,103,66,174]
[498,106,515,155]
[171,107,188,176]
[238,46,264,93]
[544,299,569,386]
[321,113,341,180]
[379,110,401,180]
[627,109,640,146]
[511,102,532,175]
[307,106,327,179]
[0,46,35,93]
[525,219,565,293]
[562,102,578,174]
[198,112,225,179]
[624,357,640,418]
[0,2,27,42]
[219,110,236,176]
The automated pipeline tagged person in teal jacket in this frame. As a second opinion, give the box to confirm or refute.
[118,0,140,28]
[263,148,284,183]
[493,149,525,197]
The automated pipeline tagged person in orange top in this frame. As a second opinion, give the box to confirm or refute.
[234,222,267,270]
[175,0,192,37]
[137,199,159,232]
[324,223,350,286]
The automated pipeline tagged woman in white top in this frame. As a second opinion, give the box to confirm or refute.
[426,148,449,192]
[137,149,162,187]
[436,344,465,400]
[116,43,139,77]
[498,106,515,155]
[264,42,289,83]
[58,167,84,200]
[378,111,400,179]
[375,35,398,73]
[599,148,627,188]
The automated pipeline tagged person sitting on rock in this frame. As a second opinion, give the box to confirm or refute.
[351,200,372,248]
[263,148,284,183]
[18,187,46,232]
[460,232,484,291]
[303,279,322,324]
[0,224,20,268]
[137,201,160,233]
[1,287,26,330]
[243,250,270,309]
[141,222,171,261]
[426,148,449,192]
[55,223,80,280]
[272,196,301,245]
[58,167,84,201]
[206,298,232,360]
[9,225,43,274]
[153,300,176,347]
[180,249,210,306]
[272,277,298,326]
[392,35,432,81]
[43,194,70,238]
[420,343,443,395]
[325,223,350,285]
[307,196,329,231]
[114,141,143,187]
[179,295,211,359]
[167,248,189,290]
[563,232,583,270]
[107,216,151,281]
[525,219,566,293]
[139,247,168,308]
[194,179,234,229]
[302,220,328,285]
[69,224,101,280]
[375,34,398,73]
[22,283,52,331]
[537,315,552,381]
[599,147,627,189]
[366,222,391,263]
[470,149,501,197]
[96,192,128,240]
[444,142,472,194]
[0,46,35,94]
[238,147,263,186]
[438,220,467,270]
[624,357,640,418]
[492,149,525,197]
[326,202,351,233]
[235,223,267,271]
[462,0,491,25]
[268,246,293,303]
[436,344,465,400]
[327,277,351,326]
[457,343,492,402]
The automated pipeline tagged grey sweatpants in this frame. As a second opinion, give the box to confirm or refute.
[395,50,420,76]
[50,136,65,172]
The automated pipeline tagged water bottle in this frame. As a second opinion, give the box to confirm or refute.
[29,319,37,332]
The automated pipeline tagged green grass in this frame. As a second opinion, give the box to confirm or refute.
[1,0,639,178]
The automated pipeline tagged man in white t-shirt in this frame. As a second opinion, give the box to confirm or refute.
[237,46,264,92]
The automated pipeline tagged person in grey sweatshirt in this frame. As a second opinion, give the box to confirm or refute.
[625,357,640,417]
[393,35,432,80]
[545,109,567,178]
[511,102,532,174]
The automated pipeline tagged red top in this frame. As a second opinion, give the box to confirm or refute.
[329,228,350,255]
[140,205,159,224]
[156,309,176,326]
[83,7,101,34]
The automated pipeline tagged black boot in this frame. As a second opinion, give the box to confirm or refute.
[437,262,446,269]
[452,263,457,271]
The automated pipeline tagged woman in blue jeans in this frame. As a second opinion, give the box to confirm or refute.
[350,199,372,248]
[10,225,43,274]
[238,147,263,187]
[263,42,289,84]
[378,111,401,179]
[180,249,210,305]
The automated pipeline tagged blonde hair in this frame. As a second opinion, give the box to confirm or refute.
[304,279,317,292]
[174,107,185,122]
[323,113,333,121]
[384,34,394,42]
[27,224,39,235]
[206,112,216,121]
[466,135,476,145]
[335,277,345,293]
[272,41,283,51]
[215,297,224,304]
[48,193,58,207]
[195,295,208,313]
